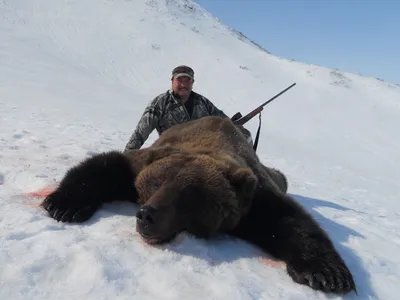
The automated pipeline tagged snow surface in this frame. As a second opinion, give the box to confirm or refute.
[1,0,400,299]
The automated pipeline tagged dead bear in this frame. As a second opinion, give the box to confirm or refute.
[41,116,356,294]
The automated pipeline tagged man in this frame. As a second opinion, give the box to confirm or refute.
[123,65,252,152]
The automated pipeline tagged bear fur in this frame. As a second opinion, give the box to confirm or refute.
[41,116,356,294]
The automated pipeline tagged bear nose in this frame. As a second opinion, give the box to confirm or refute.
[136,205,157,226]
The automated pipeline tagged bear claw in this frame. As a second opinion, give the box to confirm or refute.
[41,192,98,223]
[287,257,356,294]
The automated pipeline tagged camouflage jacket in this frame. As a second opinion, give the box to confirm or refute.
[124,90,229,151]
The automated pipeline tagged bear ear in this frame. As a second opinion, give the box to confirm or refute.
[144,149,158,165]
[226,167,258,200]
[145,145,183,166]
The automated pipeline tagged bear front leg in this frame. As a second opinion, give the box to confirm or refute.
[41,151,138,223]
[229,187,356,294]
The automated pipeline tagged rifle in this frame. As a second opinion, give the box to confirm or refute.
[232,82,296,126]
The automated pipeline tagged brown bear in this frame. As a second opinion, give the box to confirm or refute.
[41,116,356,294]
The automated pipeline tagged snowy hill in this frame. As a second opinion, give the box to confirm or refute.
[1,0,400,299]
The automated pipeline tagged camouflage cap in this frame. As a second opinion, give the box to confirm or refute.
[172,65,194,80]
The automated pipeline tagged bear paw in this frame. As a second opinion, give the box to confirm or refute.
[287,254,356,294]
[41,191,99,223]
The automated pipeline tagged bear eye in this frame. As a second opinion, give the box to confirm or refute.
[154,183,160,189]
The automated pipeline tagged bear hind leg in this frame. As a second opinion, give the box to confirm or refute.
[41,151,138,223]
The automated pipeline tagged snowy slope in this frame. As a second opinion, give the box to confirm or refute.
[1,0,400,299]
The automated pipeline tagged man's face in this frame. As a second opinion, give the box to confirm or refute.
[172,76,193,99]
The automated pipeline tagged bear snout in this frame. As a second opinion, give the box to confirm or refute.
[136,205,157,227]
[135,204,179,244]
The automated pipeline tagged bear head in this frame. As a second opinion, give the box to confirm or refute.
[133,146,258,244]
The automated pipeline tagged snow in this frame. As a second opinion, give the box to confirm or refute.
[1,0,400,299]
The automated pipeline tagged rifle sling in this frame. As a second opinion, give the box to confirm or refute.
[253,113,262,152]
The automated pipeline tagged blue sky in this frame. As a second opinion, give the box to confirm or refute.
[196,0,400,84]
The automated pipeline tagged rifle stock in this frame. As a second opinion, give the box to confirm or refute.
[233,82,296,126]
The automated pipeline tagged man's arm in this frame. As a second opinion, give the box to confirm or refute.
[123,98,162,152]
[201,96,229,118]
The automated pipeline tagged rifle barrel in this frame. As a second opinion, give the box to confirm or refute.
[259,82,296,107]
[233,82,296,126]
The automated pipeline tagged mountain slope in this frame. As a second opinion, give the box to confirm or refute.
[1,0,400,299]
